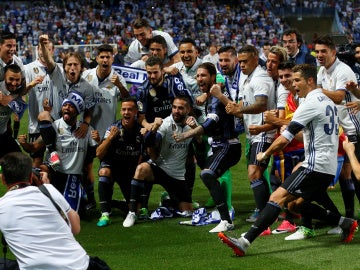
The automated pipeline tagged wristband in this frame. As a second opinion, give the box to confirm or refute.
[261,152,268,160]
[83,121,90,126]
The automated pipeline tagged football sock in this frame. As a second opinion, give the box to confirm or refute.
[13,120,20,138]
[185,162,196,196]
[300,201,340,226]
[245,201,281,243]
[352,175,360,203]
[339,179,355,218]
[316,191,341,216]
[98,177,113,213]
[201,170,231,222]
[283,208,296,224]
[86,183,96,204]
[219,169,232,209]
[251,177,270,211]
[141,182,152,210]
[129,179,145,213]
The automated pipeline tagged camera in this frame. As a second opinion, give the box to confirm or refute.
[337,44,355,66]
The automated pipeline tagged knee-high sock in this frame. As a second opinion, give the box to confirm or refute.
[13,120,20,139]
[299,201,340,226]
[185,162,196,197]
[201,170,231,222]
[219,169,232,209]
[245,201,281,243]
[141,182,152,210]
[98,176,113,214]
[85,183,95,203]
[316,191,341,216]
[339,179,355,218]
[39,120,57,153]
[250,177,270,211]
[351,174,360,204]
[129,179,145,213]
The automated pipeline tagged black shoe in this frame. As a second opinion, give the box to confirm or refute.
[111,199,129,213]
[85,201,96,211]
[340,218,358,243]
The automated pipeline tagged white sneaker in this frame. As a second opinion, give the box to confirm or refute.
[123,212,136,227]
[327,226,342,235]
[209,220,234,233]
[284,226,315,240]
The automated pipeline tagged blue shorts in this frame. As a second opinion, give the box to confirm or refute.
[206,142,241,177]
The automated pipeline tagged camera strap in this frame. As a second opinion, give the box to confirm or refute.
[38,185,70,226]
[1,233,8,268]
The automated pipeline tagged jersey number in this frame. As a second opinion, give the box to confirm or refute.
[324,105,338,135]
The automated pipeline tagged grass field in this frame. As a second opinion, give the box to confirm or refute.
[1,110,360,270]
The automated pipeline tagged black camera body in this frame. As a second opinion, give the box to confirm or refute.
[337,44,356,67]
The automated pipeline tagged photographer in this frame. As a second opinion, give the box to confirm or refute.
[0,152,109,269]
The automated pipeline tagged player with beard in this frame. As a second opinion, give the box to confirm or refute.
[124,18,180,66]
[219,64,357,257]
[0,32,27,142]
[0,64,27,158]
[173,62,241,233]
[18,92,97,212]
[166,39,226,202]
[136,56,195,213]
[137,56,193,133]
[123,96,199,227]
[130,35,171,70]
[37,34,96,169]
[201,46,242,211]
[95,97,145,227]
[36,35,97,212]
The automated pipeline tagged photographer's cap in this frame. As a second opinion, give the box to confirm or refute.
[62,92,85,114]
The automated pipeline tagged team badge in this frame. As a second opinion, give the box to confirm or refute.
[149,88,156,97]
[33,67,39,74]
[87,75,93,81]
[106,84,112,89]
[58,128,65,135]
[137,101,143,111]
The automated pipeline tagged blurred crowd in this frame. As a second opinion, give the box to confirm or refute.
[1,0,359,64]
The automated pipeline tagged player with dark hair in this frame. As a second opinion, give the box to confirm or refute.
[226,45,276,234]
[123,96,199,227]
[219,64,358,256]
[174,62,241,233]
[95,97,145,227]
[125,18,180,66]
[0,64,27,158]
[81,43,129,210]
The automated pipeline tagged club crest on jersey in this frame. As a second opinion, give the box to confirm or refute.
[137,101,143,111]
[86,75,93,81]
[149,88,156,97]
[58,128,65,135]
[106,84,112,89]
[33,67,39,74]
